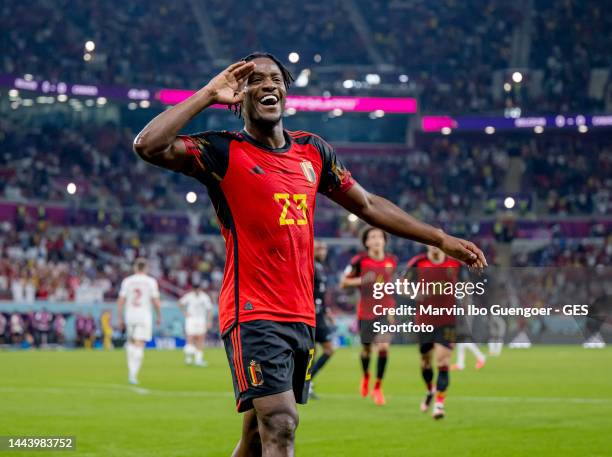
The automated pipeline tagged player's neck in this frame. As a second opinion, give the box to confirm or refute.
[243,121,285,149]
[368,249,384,261]
[427,255,444,264]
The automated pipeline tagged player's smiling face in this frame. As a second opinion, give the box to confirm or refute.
[242,57,286,126]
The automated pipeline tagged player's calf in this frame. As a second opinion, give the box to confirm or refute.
[232,410,262,457]
[433,365,449,420]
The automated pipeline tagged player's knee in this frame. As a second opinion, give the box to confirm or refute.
[421,354,432,369]
[436,353,451,367]
[323,345,335,356]
[260,411,298,445]
[361,343,372,356]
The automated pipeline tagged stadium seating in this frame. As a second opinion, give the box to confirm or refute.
[2,0,610,114]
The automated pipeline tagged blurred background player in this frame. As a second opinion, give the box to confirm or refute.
[10,312,24,345]
[406,245,461,420]
[341,227,397,406]
[309,240,335,399]
[32,307,52,347]
[178,281,213,366]
[53,313,66,346]
[0,313,7,345]
[101,310,114,350]
[452,342,486,371]
[117,258,161,385]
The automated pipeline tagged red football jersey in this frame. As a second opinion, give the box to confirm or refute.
[178,129,355,333]
[406,254,461,326]
[346,253,397,320]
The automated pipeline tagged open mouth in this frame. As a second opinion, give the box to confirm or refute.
[259,94,279,107]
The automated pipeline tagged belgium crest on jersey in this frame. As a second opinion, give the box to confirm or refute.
[248,360,264,387]
[300,160,316,184]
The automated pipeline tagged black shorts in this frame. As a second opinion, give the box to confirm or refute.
[315,312,332,344]
[418,324,456,353]
[223,320,315,413]
[359,316,389,344]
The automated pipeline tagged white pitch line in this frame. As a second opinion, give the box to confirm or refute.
[1,385,611,405]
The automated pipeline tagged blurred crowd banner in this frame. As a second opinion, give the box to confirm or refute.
[0,74,417,114]
[422,114,612,132]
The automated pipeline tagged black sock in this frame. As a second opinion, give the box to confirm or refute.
[436,365,449,393]
[360,354,371,376]
[311,353,330,378]
[376,350,388,380]
[422,367,434,392]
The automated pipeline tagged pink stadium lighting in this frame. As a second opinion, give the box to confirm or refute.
[156,90,417,114]
[421,116,457,132]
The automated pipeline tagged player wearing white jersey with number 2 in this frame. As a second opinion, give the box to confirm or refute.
[178,282,213,367]
[117,258,161,384]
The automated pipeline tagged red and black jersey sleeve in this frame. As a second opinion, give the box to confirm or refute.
[345,253,365,278]
[310,135,355,196]
[402,254,427,280]
[176,131,235,185]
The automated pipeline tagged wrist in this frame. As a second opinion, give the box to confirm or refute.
[195,85,217,107]
[432,230,447,248]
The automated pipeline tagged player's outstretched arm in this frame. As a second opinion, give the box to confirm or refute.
[339,275,361,289]
[133,61,255,171]
[153,297,162,327]
[117,296,125,330]
[329,183,487,269]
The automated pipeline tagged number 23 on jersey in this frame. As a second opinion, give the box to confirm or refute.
[274,193,308,226]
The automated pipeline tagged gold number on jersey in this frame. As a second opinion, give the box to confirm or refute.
[274,193,308,226]
[274,193,294,225]
[293,194,308,225]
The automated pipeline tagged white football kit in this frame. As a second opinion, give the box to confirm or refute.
[119,273,159,341]
[180,290,213,336]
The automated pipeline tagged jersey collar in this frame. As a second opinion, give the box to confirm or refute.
[240,129,292,153]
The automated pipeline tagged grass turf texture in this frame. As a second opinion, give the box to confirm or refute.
[1,346,610,457]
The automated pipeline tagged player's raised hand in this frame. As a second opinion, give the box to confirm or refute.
[439,234,488,270]
[204,61,255,106]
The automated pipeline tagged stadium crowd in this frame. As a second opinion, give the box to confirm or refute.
[2,0,610,114]
[1,216,608,306]
[529,0,611,113]
[0,223,226,303]
[521,134,610,215]
[2,118,608,227]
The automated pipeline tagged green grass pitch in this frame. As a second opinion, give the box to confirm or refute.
[1,346,611,456]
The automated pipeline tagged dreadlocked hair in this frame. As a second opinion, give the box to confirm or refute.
[228,52,295,118]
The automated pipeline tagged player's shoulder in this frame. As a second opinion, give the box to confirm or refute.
[201,291,212,301]
[145,274,158,284]
[385,254,399,267]
[184,130,244,151]
[350,252,368,265]
[406,253,428,268]
[121,274,136,284]
[189,129,243,141]
[288,130,332,150]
